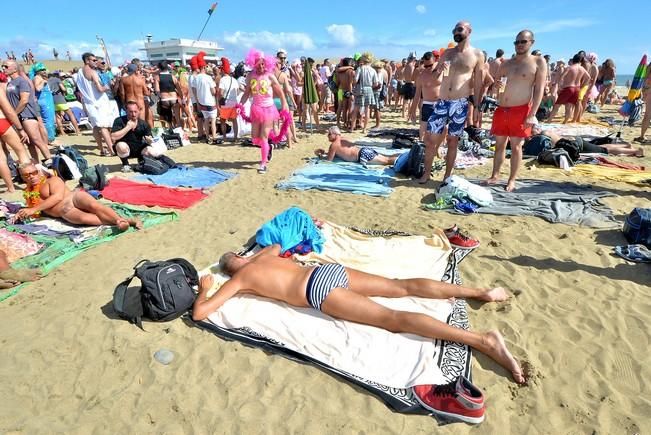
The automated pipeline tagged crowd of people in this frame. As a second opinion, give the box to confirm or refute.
[0,21,649,189]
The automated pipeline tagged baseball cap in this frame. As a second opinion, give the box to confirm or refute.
[127,63,138,73]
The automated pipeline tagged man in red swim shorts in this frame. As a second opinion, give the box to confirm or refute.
[548,53,590,124]
[486,30,547,192]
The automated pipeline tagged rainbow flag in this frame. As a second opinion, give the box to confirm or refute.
[208,2,217,14]
[620,54,648,116]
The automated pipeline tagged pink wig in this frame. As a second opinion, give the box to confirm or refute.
[245,48,277,74]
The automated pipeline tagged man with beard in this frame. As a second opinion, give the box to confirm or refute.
[485,30,546,192]
[417,21,485,184]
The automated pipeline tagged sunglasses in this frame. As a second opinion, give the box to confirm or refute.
[278,57,287,60]
[1,65,7,69]
[453,26,464,33]
[21,170,39,177]
[423,63,434,68]
[514,40,530,45]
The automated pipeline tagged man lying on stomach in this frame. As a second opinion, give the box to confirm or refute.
[192,244,526,384]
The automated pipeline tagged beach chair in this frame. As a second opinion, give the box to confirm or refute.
[64,101,92,130]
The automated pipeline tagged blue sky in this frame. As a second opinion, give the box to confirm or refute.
[1,0,648,72]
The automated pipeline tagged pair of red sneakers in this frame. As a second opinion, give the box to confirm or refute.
[412,376,485,424]
[444,225,480,249]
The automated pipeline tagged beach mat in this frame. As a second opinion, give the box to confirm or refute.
[134,166,236,189]
[275,159,395,197]
[102,178,208,209]
[193,223,473,415]
[0,204,178,302]
[424,179,620,228]
[566,164,651,186]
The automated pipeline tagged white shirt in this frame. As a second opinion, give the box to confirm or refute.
[319,65,331,83]
[188,74,197,104]
[194,73,216,107]
[218,75,240,107]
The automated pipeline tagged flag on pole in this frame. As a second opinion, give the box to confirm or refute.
[208,2,217,14]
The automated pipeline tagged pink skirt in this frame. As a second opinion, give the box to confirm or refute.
[250,104,280,124]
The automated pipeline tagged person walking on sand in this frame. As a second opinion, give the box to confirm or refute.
[485,30,547,192]
[192,245,526,384]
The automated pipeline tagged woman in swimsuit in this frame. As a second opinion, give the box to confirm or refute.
[597,59,616,106]
[14,163,142,231]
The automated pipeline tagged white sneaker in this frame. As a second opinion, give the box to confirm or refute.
[121,165,132,173]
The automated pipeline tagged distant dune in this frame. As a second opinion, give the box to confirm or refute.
[20,59,84,72]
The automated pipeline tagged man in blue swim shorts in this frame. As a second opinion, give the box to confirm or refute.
[191,244,525,384]
[417,21,486,184]
[313,126,398,165]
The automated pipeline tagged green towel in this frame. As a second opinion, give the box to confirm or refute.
[0,204,178,302]
[302,60,319,105]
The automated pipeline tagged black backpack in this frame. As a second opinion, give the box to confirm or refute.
[554,138,581,161]
[623,208,651,247]
[137,155,177,175]
[523,134,552,156]
[113,258,199,328]
[406,143,425,178]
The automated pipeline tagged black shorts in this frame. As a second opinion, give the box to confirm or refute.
[421,103,435,122]
[402,82,416,100]
[577,136,607,154]
[397,82,404,96]
[192,103,204,119]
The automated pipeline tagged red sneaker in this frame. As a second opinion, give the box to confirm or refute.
[444,226,480,249]
[412,376,485,424]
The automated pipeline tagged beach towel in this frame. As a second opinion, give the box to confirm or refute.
[587,156,645,171]
[567,165,651,186]
[0,205,178,302]
[134,166,236,189]
[255,207,325,255]
[424,179,619,228]
[0,229,43,263]
[276,160,394,197]
[102,178,208,209]
[193,223,473,415]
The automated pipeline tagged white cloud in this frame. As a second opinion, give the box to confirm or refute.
[222,31,315,54]
[326,24,357,47]
[416,5,426,14]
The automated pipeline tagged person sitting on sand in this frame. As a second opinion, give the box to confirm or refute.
[192,244,525,384]
[531,125,644,157]
[13,162,142,230]
[314,126,399,166]
[0,248,41,289]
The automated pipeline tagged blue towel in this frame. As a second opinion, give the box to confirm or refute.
[276,159,394,197]
[135,166,236,188]
[255,207,325,254]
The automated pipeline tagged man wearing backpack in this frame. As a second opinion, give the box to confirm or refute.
[110,100,154,172]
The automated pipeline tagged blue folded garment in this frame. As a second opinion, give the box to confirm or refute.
[255,206,325,254]
[276,159,394,197]
[135,166,236,188]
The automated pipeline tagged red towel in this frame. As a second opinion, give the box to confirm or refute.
[595,156,645,171]
[102,178,207,209]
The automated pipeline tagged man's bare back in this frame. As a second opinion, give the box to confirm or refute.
[121,74,148,110]
[402,61,417,83]
[337,68,354,92]
[560,64,589,89]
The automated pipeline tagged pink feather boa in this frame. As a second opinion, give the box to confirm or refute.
[236,103,292,144]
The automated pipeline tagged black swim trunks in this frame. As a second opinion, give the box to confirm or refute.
[402,82,416,100]
[421,102,435,122]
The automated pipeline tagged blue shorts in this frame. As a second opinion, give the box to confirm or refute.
[305,263,349,311]
[427,98,469,137]
[358,147,378,163]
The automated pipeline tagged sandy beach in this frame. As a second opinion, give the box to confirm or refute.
[0,104,650,434]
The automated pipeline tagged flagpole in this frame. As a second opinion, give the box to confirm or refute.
[195,3,217,42]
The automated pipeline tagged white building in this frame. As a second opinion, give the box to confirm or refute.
[141,39,223,65]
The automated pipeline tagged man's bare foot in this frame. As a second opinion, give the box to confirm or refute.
[484,176,500,186]
[478,287,510,302]
[635,148,645,157]
[129,218,143,230]
[415,176,429,185]
[116,219,130,231]
[480,331,525,384]
[0,267,42,282]
[505,180,517,192]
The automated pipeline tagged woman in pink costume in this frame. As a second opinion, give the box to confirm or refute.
[239,49,288,173]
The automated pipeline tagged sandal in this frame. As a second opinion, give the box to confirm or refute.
[613,245,651,263]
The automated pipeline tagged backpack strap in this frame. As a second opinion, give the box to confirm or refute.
[113,274,144,330]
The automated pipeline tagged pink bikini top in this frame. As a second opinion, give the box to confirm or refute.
[251,73,274,107]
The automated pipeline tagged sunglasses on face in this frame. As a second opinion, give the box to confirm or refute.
[424,63,434,68]
[278,57,287,60]
[453,26,464,33]
[514,40,530,45]
[1,65,7,69]
[21,170,39,177]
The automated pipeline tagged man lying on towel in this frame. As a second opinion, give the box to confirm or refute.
[12,162,142,231]
[193,245,526,384]
[314,126,399,166]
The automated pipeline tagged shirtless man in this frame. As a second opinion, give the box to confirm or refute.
[486,30,546,192]
[394,59,407,110]
[192,245,525,384]
[0,79,31,192]
[409,52,441,141]
[119,64,150,127]
[335,58,355,130]
[548,54,590,124]
[401,54,418,119]
[573,52,599,123]
[531,125,644,157]
[417,21,485,184]
[549,59,565,99]
[487,49,505,97]
[314,126,398,165]
[14,162,142,230]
